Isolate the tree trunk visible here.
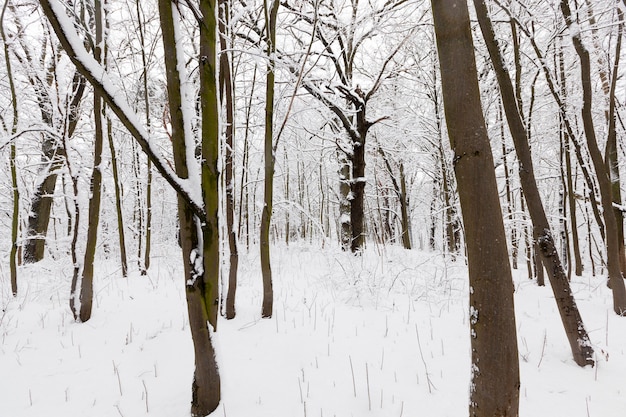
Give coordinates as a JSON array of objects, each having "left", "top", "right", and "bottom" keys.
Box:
[
  {"left": 160, "top": 1, "right": 221, "bottom": 413},
  {"left": 605, "top": 9, "right": 625, "bottom": 276},
  {"left": 260, "top": 0, "right": 280, "bottom": 318},
  {"left": 560, "top": 0, "right": 626, "bottom": 315},
  {"left": 557, "top": 43, "right": 583, "bottom": 276},
  {"left": 337, "top": 137, "right": 352, "bottom": 250},
  {"left": 107, "top": 118, "right": 128, "bottom": 277},
  {"left": 219, "top": 0, "right": 239, "bottom": 320},
  {"left": 432, "top": 2, "right": 520, "bottom": 415},
  {"left": 73, "top": 0, "right": 106, "bottom": 322},
  {"left": 474, "top": 0, "right": 595, "bottom": 365},
  {"left": 2, "top": 0, "right": 19, "bottom": 295},
  {"left": 136, "top": 0, "right": 151, "bottom": 275}
]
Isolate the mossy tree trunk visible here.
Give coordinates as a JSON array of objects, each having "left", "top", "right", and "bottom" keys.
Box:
[{"left": 160, "top": 0, "right": 221, "bottom": 414}]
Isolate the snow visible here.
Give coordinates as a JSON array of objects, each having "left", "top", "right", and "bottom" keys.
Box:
[
  {"left": 2, "top": 244, "right": 626, "bottom": 417},
  {"left": 44, "top": 0, "right": 203, "bottom": 213}
]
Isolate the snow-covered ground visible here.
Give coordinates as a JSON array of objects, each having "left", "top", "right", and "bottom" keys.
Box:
[{"left": 1, "top": 244, "right": 625, "bottom": 416}]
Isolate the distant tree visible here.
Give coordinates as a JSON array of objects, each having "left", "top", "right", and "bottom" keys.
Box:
[{"left": 431, "top": 0, "right": 520, "bottom": 415}]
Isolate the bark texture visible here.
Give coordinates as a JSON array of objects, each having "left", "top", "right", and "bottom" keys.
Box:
[{"left": 432, "top": 0, "right": 520, "bottom": 415}]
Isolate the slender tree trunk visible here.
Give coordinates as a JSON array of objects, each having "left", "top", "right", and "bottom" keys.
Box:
[
  {"left": 260, "top": 0, "right": 280, "bottom": 318},
  {"left": 76, "top": 0, "right": 106, "bottom": 322},
  {"left": 219, "top": 0, "right": 239, "bottom": 320},
  {"left": 137, "top": 0, "right": 152, "bottom": 275},
  {"left": 507, "top": 16, "right": 607, "bottom": 243},
  {"left": 2, "top": 0, "right": 19, "bottom": 295},
  {"left": 237, "top": 66, "right": 257, "bottom": 248},
  {"left": 107, "top": 118, "right": 128, "bottom": 277},
  {"left": 605, "top": 9, "right": 625, "bottom": 275},
  {"left": 474, "top": 0, "right": 595, "bottom": 365},
  {"left": 560, "top": 0, "right": 626, "bottom": 315},
  {"left": 399, "top": 162, "right": 412, "bottom": 249},
  {"left": 432, "top": 2, "right": 520, "bottom": 415},
  {"left": 557, "top": 43, "right": 583, "bottom": 277},
  {"left": 378, "top": 145, "right": 411, "bottom": 249},
  {"left": 499, "top": 104, "right": 517, "bottom": 269}
]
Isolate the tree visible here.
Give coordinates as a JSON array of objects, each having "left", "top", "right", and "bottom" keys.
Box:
[
  {"left": 473, "top": 0, "right": 594, "bottom": 367},
  {"left": 560, "top": 0, "right": 626, "bottom": 315},
  {"left": 260, "top": 0, "right": 280, "bottom": 318},
  {"left": 39, "top": 0, "right": 222, "bottom": 414},
  {"left": 283, "top": 0, "right": 417, "bottom": 252},
  {"left": 219, "top": 0, "right": 239, "bottom": 320},
  {"left": 431, "top": 0, "right": 520, "bottom": 415},
  {"left": 1, "top": 0, "right": 19, "bottom": 296},
  {"left": 70, "top": 0, "right": 106, "bottom": 322}
]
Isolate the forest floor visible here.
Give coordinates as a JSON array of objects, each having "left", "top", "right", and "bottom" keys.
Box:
[{"left": 1, "top": 243, "right": 625, "bottom": 417}]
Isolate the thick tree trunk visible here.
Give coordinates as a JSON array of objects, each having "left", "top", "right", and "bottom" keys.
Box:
[
  {"left": 474, "top": 0, "right": 595, "bottom": 365},
  {"left": 432, "top": 1, "right": 520, "bottom": 416}
]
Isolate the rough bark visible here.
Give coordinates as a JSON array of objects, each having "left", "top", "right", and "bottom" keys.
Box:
[{"left": 432, "top": 1, "right": 520, "bottom": 415}]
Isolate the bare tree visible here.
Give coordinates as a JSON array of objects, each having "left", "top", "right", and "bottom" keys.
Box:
[
  {"left": 39, "top": 0, "right": 222, "bottom": 413},
  {"left": 560, "top": 0, "right": 626, "bottom": 315},
  {"left": 473, "top": 0, "right": 594, "bottom": 366}
]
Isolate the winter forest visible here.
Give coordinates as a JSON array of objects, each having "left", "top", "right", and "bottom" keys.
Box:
[{"left": 2, "top": 0, "right": 626, "bottom": 416}]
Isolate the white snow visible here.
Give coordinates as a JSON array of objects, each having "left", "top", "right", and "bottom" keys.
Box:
[
  {"left": 2, "top": 244, "right": 625, "bottom": 417},
  {"left": 45, "top": 0, "right": 203, "bottom": 212}
]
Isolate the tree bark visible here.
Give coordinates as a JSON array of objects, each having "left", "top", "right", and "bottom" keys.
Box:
[{"left": 432, "top": 1, "right": 520, "bottom": 415}]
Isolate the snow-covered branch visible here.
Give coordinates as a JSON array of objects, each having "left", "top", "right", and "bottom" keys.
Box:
[{"left": 38, "top": 0, "right": 205, "bottom": 220}]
